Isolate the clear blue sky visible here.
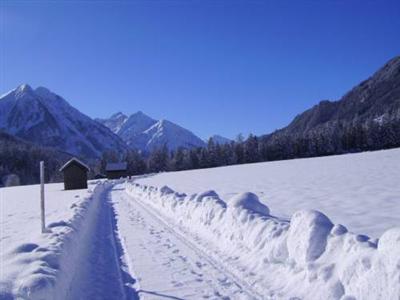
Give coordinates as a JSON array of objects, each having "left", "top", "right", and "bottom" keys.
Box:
[{"left": 1, "top": 1, "right": 400, "bottom": 139}]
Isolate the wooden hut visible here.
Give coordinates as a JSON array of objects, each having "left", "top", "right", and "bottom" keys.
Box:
[
  {"left": 106, "top": 162, "right": 128, "bottom": 179},
  {"left": 59, "top": 158, "right": 90, "bottom": 190}
]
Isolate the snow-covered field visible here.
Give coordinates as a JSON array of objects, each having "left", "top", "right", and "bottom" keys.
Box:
[
  {"left": 125, "top": 181, "right": 400, "bottom": 299},
  {"left": 0, "top": 181, "right": 108, "bottom": 299},
  {"left": 1, "top": 149, "right": 399, "bottom": 299},
  {"left": 136, "top": 148, "right": 400, "bottom": 238}
]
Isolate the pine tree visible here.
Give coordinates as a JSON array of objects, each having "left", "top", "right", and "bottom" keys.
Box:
[
  {"left": 148, "top": 144, "right": 169, "bottom": 172},
  {"left": 244, "top": 134, "right": 260, "bottom": 163},
  {"left": 125, "top": 149, "right": 147, "bottom": 175},
  {"left": 171, "top": 147, "right": 186, "bottom": 171}
]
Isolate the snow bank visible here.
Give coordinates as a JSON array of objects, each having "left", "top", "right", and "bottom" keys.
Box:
[
  {"left": 230, "top": 192, "right": 270, "bottom": 215},
  {"left": 0, "top": 181, "right": 109, "bottom": 300},
  {"left": 136, "top": 148, "right": 400, "bottom": 238},
  {"left": 126, "top": 182, "right": 400, "bottom": 300}
]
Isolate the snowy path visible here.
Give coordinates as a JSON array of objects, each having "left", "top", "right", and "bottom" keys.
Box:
[
  {"left": 111, "top": 184, "right": 259, "bottom": 300},
  {"left": 66, "top": 186, "right": 138, "bottom": 300}
]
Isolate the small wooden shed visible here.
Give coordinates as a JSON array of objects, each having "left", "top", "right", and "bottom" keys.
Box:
[
  {"left": 59, "top": 158, "right": 90, "bottom": 190},
  {"left": 106, "top": 162, "right": 128, "bottom": 179}
]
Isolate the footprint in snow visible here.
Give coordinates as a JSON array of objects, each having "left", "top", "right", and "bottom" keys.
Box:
[
  {"left": 196, "top": 261, "right": 206, "bottom": 268},
  {"left": 171, "top": 281, "right": 184, "bottom": 287},
  {"left": 178, "top": 255, "right": 187, "bottom": 262}
]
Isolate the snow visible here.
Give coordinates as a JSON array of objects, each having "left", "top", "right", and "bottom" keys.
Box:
[
  {"left": 95, "top": 112, "right": 129, "bottom": 134},
  {"left": 125, "top": 179, "right": 400, "bottom": 299},
  {"left": 134, "top": 119, "right": 206, "bottom": 151},
  {"left": 2, "top": 149, "right": 399, "bottom": 299},
  {"left": 0, "top": 84, "right": 127, "bottom": 158},
  {"left": 111, "top": 185, "right": 255, "bottom": 299},
  {"left": 99, "top": 111, "right": 206, "bottom": 151},
  {"left": 136, "top": 148, "right": 400, "bottom": 238},
  {"left": 287, "top": 210, "right": 333, "bottom": 263},
  {"left": 0, "top": 181, "right": 108, "bottom": 299},
  {"left": 59, "top": 157, "right": 90, "bottom": 171},
  {"left": 118, "top": 111, "right": 157, "bottom": 139},
  {"left": 230, "top": 192, "right": 270, "bottom": 215}
]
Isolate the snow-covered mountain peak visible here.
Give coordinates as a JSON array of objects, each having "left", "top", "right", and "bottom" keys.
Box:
[
  {"left": 139, "top": 118, "right": 206, "bottom": 151},
  {"left": 111, "top": 112, "right": 127, "bottom": 119},
  {"left": 96, "top": 112, "right": 129, "bottom": 134},
  {"left": 154, "top": 119, "right": 168, "bottom": 129},
  {"left": 130, "top": 111, "right": 155, "bottom": 121},
  {"left": 14, "top": 84, "right": 35, "bottom": 98},
  {"left": 0, "top": 84, "right": 127, "bottom": 158},
  {"left": 17, "top": 83, "right": 33, "bottom": 93},
  {"left": 131, "top": 110, "right": 148, "bottom": 118},
  {"left": 98, "top": 112, "right": 206, "bottom": 152},
  {"left": 145, "top": 119, "right": 182, "bottom": 135},
  {"left": 119, "top": 111, "right": 157, "bottom": 136}
]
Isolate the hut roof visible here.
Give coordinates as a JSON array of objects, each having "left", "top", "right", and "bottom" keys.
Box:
[
  {"left": 106, "top": 162, "right": 128, "bottom": 171},
  {"left": 59, "top": 157, "right": 90, "bottom": 172}
]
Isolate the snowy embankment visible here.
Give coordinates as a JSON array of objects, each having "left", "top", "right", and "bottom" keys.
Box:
[
  {"left": 137, "top": 148, "right": 400, "bottom": 238},
  {"left": 126, "top": 182, "right": 400, "bottom": 300},
  {"left": 0, "top": 181, "right": 108, "bottom": 299}
]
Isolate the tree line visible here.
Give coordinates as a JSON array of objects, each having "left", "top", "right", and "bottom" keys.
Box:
[
  {"left": 99, "top": 117, "right": 400, "bottom": 175},
  {"left": 0, "top": 131, "right": 71, "bottom": 186},
  {"left": 2, "top": 117, "right": 399, "bottom": 186}
]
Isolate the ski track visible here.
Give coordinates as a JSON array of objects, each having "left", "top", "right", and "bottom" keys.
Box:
[
  {"left": 65, "top": 183, "right": 261, "bottom": 300},
  {"left": 111, "top": 184, "right": 262, "bottom": 300},
  {"left": 66, "top": 185, "right": 138, "bottom": 300}
]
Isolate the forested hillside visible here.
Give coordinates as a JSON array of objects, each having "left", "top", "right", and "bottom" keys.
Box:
[
  {"left": 259, "top": 56, "right": 400, "bottom": 160},
  {"left": 0, "top": 131, "right": 71, "bottom": 186}
]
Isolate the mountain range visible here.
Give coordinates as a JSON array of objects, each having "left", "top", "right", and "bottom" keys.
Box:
[
  {"left": 96, "top": 112, "right": 206, "bottom": 151},
  {"left": 0, "top": 55, "right": 398, "bottom": 162},
  {"left": 0, "top": 85, "right": 211, "bottom": 158},
  {"left": 0, "top": 85, "right": 127, "bottom": 158}
]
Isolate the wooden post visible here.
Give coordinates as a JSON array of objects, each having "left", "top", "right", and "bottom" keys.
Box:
[{"left": 40, "top": 161, "right": 45, "bottom": 233}]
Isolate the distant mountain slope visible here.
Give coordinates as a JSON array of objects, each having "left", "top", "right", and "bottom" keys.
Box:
[
  {"left": 118, "top": 111, "right": 158, "bottom": 140},
  {"left": 0, "top": 130, "right": 71, "bottom": 185},
  {"left": 209, "top": 134, "right": 232, "bottom": 145},
  {"left": 95, "top": 112, "right": 128, "bottom": 134},
  {"left": 282, "top": 56, "right": 400, "bottom": 135},
  {"left": 261, "top": 56, "right": 400, "bottom": 157},
  {"left": 0, "top": 84, "right": 127, "bottom": 158},
  {"left": 134, "top": 119, "right": 206, "bottom": 151},
  {"left": 99, "top": 112, "right": 205, "bottom": 151}
]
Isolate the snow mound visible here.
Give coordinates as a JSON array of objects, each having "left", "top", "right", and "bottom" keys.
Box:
[
  {"left": 196, "top": 190, "right": 219, "bottom": 200},
  {"left": 288, "top": 209, "right": 333, "bottom": 263},
  {"left": 126, "top": 182, "right": 400, "bottom": 299},
  {"left": 229, "top": 192, "right": 270, "bottom": 215},
  {"left": 192, "top": 190, "right": 227, "bottom": 208},
  {"left": 378, "top": 227, "right": 400, "bottom": 264}
]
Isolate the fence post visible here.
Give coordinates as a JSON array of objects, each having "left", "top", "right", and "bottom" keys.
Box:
[{"left": 40, "top": 161, "right": 45, "bottom": 233}]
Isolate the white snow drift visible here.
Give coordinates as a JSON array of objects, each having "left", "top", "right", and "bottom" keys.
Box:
[
  {"left": 137, "top": 148, "right": 400, "bottom": 238},
  {"left": 0, "top": 181, "right": 109, "bottom": 300},
  {"left": 126, "top": 181, "right": 400, "bottom": 300}
]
